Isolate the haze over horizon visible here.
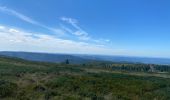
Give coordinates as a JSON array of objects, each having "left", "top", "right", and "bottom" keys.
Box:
[{"left": 0, "top": 0, "right": 170, "bottom": 58}]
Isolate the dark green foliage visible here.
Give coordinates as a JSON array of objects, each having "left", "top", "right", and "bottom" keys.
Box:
[
  {"left": 0, "top": 80, "right": 17, "bottom": 98},
  {"left": 0, "top": 56, "right": 170, "bottom": 100},
  {"left": 87, "top": 62, "right": 170, "bottom": 73}
]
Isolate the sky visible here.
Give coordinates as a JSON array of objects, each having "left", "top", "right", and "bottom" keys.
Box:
[{"left": 0, "top": 0, "right": 170, "bottom": 58}]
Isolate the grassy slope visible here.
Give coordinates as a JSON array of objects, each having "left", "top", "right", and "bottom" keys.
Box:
[{"left": 0, "top": 56, "right": 170, "bottom": 100}]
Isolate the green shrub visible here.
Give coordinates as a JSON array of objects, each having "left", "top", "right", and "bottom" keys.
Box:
[{"left": 0, "top": 80, "right": 17, "bottom": 98}]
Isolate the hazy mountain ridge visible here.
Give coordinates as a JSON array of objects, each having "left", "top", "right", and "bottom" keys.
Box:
[
  {"left": 0, "top": 51, "right": 170, "bottom": 65},
  {"left": 0, "top": 51, "right": 90, "bottom": 64},
  {"left": 77, "top": 55, "right": 170, "bottom": 65}
]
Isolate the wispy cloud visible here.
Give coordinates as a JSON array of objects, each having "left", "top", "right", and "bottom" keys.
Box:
[
  {"left": 0, "top": 6, "right": 110, "bottom": 43},
  {"left": 0, "top": 6, "right": 116, "bottom": 54},
  {"left": 60, "top": 17, "right": 112, "bottom": 43},
  {"left": 0, "top": 25, "right": 122, "bottom": 55},
  {"left": 61, "top": 17, "right": 78, "bottom": 26},
  {"left": 0, "top": 6, "right": 39, "bottom": 25},
  {"left": 61, "top": 17, "right": 90, "bottom": 40},
  {"left": 0, "top": 6, "right": 64, "bottom": 35}
]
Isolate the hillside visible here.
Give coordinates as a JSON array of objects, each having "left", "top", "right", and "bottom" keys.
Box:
[
  {"left": 1, "top": 51, "right": 170, "bottom": 65},
  {"left": 0, "top": 51, "right": 90, "bottom": 64},
  {"left": 1, "top": 56, "right": 170, "bottom": 100}
]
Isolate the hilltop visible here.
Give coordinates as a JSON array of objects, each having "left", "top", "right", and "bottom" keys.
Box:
[{"left": 0, "top": 56, "right": 170, "bottom": 99}]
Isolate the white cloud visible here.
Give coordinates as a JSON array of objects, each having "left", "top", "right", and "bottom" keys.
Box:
[
  {"left": 0, "top": 25, "right": 123, "bottom": 55},
  {"left": 60, "top": 17, "right": 111, "bottom": 43},
  {"left": 0, "top": 7, "right": 111, "bottom": 44},
  {"left": 9, "top": 28, "right": 19, "bottom": 33},
  {"left": 0, "top": 6, "right": 40, "bottom": 25},
  {"left": 74, "top": 31, "right": 86, "bottom": 36},
  {"left": 0, "top": 25, "right": 5, "bottom": 29},
  {"left": 60, "top": 17, "right": 90, "bottom": 40},
  {"left": 0, "top": 7, "right": 116, "bottom": 54},
  {"left": 0, "top": 6, "right": 64, "bottom": 35},
  {"left": 61, "top": 17, "right": 78, "bottom": 25}
]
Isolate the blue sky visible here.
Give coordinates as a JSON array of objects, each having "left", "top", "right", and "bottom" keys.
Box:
[{"left": 0, "top": 0, "right": 170, "bottom": 58}]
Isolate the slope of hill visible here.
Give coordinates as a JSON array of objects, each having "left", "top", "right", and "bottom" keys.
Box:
[
  {"left": 77, "top": 55, "right": 170, "bottom": 65},
  {"left": 1, "top": 56, "right": 170, "bottom": 100},
  {"left": 1, "top": 51, "right": 170, "bottom": 65},
  {"left": 0, "top": 51, "right": 90, "bottom": 64}
]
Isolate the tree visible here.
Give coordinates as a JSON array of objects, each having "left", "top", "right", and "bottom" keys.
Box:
[{"left": 65, "top": 59, "right": 69, "bottom": 64}]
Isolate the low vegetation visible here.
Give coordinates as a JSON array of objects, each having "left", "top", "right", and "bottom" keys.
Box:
[{"left": 0, "top": 56, "right": 170, "bottom": 100}]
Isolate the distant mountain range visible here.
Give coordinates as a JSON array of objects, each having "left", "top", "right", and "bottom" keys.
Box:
[
  {"left": 0, "top": 51, "right": 90, "bottom": 64},
  {"left": 0, "top": 51, "right": 170, "bottom": 65}
]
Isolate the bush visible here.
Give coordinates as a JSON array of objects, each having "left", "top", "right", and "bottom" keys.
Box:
[{"left": 0, "top": 80, "right": 17, "bottom": 98}]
